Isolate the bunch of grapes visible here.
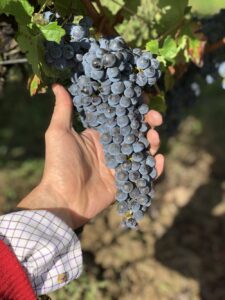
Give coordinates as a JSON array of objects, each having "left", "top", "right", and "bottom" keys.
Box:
[
  {"left": 163, "top": 67, "right": 200, "bottom": 135},
  {"left": 200, "top": 9, "right": 225, "bottom": 89},
  {"left": 162, "top": 9, "right": 225, "bottom": 135},
  {"left": 44, "top": 15, "right": 161, "bottom": 228}
]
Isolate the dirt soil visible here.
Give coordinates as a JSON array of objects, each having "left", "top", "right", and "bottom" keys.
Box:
[{"left": 50, "top": 113, "right": 225, "bottom": 300}]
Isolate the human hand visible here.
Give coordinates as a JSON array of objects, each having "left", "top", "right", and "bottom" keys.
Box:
[{"left": 17, "top": 84, "right": 164, "bottom": 229}]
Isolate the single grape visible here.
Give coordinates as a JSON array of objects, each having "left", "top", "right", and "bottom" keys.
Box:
[
  {"left": 122, "top": 182, "right": 134, "bottom": 193},
  {"left": 108, "top": 143, "right": 121, "bottom": 155},
  {"left": 117, "top": 115, "right": 129, "bottom": 127},
  {"left": 136, "top": 178, "right": 147, "bottom": 188},
  {"left": 116, "top": 191, "right": 128, "bottom": 202},
  {"left": 129, "top": 171, "right": 141, "bottom": 182},
  {"left": 146, "top": 156, "right": 155, "bottom": 167},
  {"left": 133, "top": 142, "right": 145, "bottom": 153},
  {"left": 121, "top": 144, "right": 133, "bottom": 155},
  {"left": 100, "top": 133, "right": 112, "bottom": 144}
]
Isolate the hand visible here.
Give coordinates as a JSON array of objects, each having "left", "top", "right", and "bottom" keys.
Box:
[{"left": 17, "top": 85, "right": 164, "bottom": 229}]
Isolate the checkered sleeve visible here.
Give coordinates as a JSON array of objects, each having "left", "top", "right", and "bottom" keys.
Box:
[{"left": 0, "top": 209, "right": 83, "bottom": 296}]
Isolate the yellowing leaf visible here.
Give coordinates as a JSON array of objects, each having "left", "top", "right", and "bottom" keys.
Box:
[{"left": 28, "top": 74, "right": 41, "bottom": 96}]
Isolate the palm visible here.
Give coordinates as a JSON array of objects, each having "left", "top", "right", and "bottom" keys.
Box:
[{"left": 75, "top": 128, "right": 117, "bottom": 215}]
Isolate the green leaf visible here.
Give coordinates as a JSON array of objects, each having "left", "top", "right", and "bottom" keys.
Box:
[
  {"left": 0, "top": 0, "right": 34, "bottom": 24},
  {"left": 177, "top": 34, "right": 188, "bottom": 51},
  {"left": 100, "top": 0, "right": 124, "bottom": 15},
  {"left": 156, "top": 55, "right": 167, "bottom": 66},
  {"left": 123, "top": 0, "right": 141, "bottom": 19},
  {"left": 149, "top": 92, "right": 166, "bottom": 113},
  {"left": 146, "top": 40, "right": 159, "bottom": 54},
  {"left": 16, "top": 25, "right": 40, "bottom": 76},
  {"left": 100, "top": 0, "right": 140, "bottom": 18},
  {"left": 159, "top": 36, "right": 178, "bottom": 63},
  {"left": 156, "top": 0, "right": 188, "bottom": 34},
  {"left": 54, "top": 0, "right": 85, "bottom": 16},
  {"left": 37, "top": 22, "right": 65, "bottom": 43}
]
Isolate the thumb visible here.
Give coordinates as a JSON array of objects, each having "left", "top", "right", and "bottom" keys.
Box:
[{"left": 49, "top": 84, "right": 73, "bottom": 129}]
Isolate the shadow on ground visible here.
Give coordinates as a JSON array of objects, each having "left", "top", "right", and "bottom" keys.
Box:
[{"left": 155, "top": 86, "right": 225, "bottom": 300}]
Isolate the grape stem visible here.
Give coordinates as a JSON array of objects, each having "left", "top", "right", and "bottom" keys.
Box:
[
  {"left": 37, "top": 0, "right": 50, "bottom": 14},
  {"left": 158, "top": 18, "right": 185, "bottom": 41},
  {"left": 154, "top": 83, "right": 161, "bottom": 94},
  {"left": 206, "top": 37, "right": 225, "bottom": 54},
  {"left": 0, "top": 58, "right": 27, "bottom": 65}
]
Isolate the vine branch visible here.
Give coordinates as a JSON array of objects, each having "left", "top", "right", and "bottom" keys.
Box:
[
  {"left": 206, "top": 37, "right": 225, "bottom": 53},
  {"left": 0, "top": 58, "right": 27, "bottom": 65}
]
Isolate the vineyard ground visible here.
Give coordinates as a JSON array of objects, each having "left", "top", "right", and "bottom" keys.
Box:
[{"left": 0, "top": 80, "right": 224, "bottom": 299}]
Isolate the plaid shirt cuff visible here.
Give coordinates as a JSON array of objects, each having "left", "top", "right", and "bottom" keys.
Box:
[{"left": 0, "top": 209, "right": 83, "bottom": 296}]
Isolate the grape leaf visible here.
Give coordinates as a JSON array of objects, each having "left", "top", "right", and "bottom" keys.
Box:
[
  {"left": 100, "top": 0, "right": 123, "bottom": 15},
  {"left": 0, "top": 0, "right": 34, "bottom": 24},
  {"left": 100, "top": 0, "right": 140, "bottom": 17},
  {"left": 146, "top": 40, "right": 159, "bottom": 54},
  {"left": 29, "top": 74, "right": 41, "bottom": 96},
  {"left": 156, "top": 0, "right": 188, "bottom": 34},
  {"left": 188, "top": 38, "right": 205, "bottom": 66},
  {"left": 178, "top": 22, "right": 206, "bottom": 66},
  {"left": 54, "top": 0, "right": 85, "bottom": 16},
  {"left": 37, "top": 22, "right": 65, "bottom": 43},
  {"left": 159, "top": 36, "right": 178, "bottom": 63},
  {"left": 123, "top": 0, "right": 141, "bottom": 18},
  {"left": 17, "top": 25, "right": 40, "bottom": 76},
  {"left": 149, "top": 92, "right": 166, "bottom": 113}
]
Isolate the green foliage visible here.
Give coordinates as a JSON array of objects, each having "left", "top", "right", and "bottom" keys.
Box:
[
  {"left": 0, "top": 0, "right": 66, "bottom": 81},
  {"left": 50, "top": 272, "right": 108, "bottom": 300},
  {"left": 0, "top": 0, "right": 220, "bottom": 112},
  {"left": 156, "top": 0, "right": 188, "bottom": 34},
  {"left": 37, "top": 21, "right": 65, "bottom": 42},
  {"left": 54, "top": 0, "right": 86, "bottom": 16},
  {"left": 149, "top": 92, "right": 167, "bottom": 113},
  {"left": 0, "top": 0, "right": 34, "bottom": 24}
]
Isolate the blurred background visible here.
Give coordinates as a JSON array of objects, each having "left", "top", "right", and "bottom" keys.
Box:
[{"left": 0, "top": 1, "right": 225, "bottom": 299}]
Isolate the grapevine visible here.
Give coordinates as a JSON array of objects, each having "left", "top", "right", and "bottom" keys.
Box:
[{"left": 0, "top": 0, "right": 224, "bottom": 228}]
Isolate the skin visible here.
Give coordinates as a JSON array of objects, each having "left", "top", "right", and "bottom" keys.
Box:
[{"left": 17, "top": 84, "right": 164, "bottom": 229}]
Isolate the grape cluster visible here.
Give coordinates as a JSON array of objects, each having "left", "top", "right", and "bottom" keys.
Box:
[
  {"left": 200, "top": 9, "right": 225, "bottom": 89},
  {"left": 162, "top": 9, "right": 225, "bottom": 135},
  {"left": 44, "top": 16, "right": 161, "bottom": 228},
  {"left": 162, "top": 65, "right": 201, "bottom": 135}
]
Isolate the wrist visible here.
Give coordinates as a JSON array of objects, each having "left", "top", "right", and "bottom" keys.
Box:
[{"left": 16, "top": 183, "right": 75, "bottom": 229}]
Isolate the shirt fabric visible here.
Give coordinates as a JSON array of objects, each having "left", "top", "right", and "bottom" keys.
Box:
[{"left": 0, "top": 210, "right": 83, "bottom": 297}]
